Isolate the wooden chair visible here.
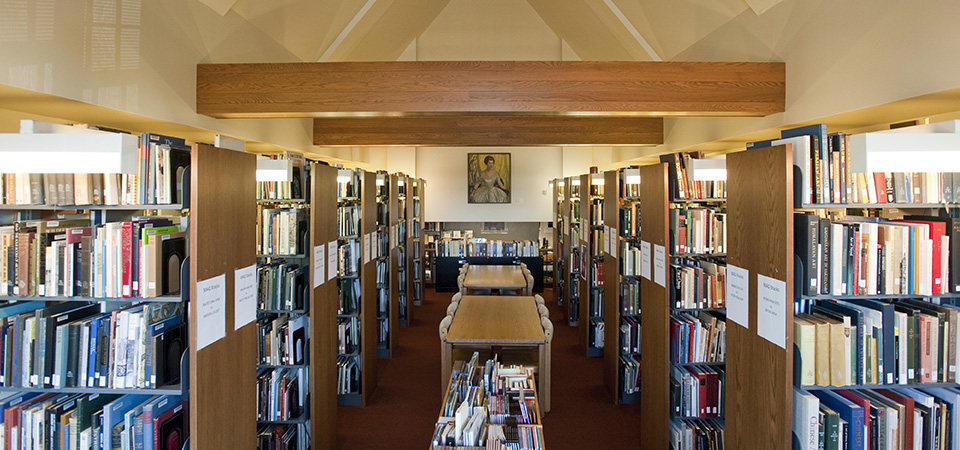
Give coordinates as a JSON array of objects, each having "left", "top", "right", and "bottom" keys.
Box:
[
  {"left": 446, "top": 301, "right": 459, "bottom": 317},
  {"left": 537, "top": 303, "right": 549, "bottom": 318},
  {"left": 534, "top": 294, "right": 545, "bottom": 305},
  {"left": 451, "top": 292, "right": 462, "bottom": 303}
]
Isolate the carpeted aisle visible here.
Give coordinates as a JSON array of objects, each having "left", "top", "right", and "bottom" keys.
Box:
[{"left": 337, "top": 288, "right": 642, "bottom": 449}]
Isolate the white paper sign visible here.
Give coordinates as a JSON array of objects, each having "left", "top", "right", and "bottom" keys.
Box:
[
  {"left": 313, "top": 245, "right": 325, "bottom": 289},
  {"left": 234, "top": 265, "right": 257, "bottom": 330},
  {"left": 603, "top": 225, "right": 610, "bottom": 254},
  {"left": 364, "top": 233, "right": 371, "bottom": 264},
  {"left": 757, "top": 274, "right": 787, "bottom": 349},
  {"left": 641, "top": 241, "right": 652, "bottom": 280},
  {"left": 653, "top": 244, "right": 666, "bottom": 287},
  {"left": 726, "top": 264, "right": 750, "bottom": 329},
  {"left": 197, "top": 274, "right": 227, "bottom": 350},
  {"left": 327, "top": 241, "right": 337, "bottom": 281}
]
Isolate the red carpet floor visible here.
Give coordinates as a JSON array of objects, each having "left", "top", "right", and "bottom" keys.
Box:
[{"left": 337, "top": 288, "right": 642, "bottom": 449}]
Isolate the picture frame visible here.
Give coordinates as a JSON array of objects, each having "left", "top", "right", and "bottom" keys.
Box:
[{"left": 467, "top": 152, "right": 511, "bottom": 204}]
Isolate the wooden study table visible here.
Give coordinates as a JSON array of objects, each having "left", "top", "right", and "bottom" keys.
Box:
[
  {"left": 461, "top": 264, "right": 527, "bottom": 293},
  {"left": 441, "top": 295, "right": 550, "bottom": 412}
]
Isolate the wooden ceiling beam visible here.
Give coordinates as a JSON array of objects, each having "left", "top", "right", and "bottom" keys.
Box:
[
  {"left": 312, "top": 115, "right": 663, "bottom": 147},
  {"left": 197, "top": 61, "right": 784, "bottom": 118}
]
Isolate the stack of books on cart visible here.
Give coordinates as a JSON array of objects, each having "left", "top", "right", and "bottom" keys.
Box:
[{"left": 431, "top": 353, "right": 545, "bottom": 450}]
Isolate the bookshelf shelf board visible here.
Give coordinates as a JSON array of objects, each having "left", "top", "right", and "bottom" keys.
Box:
[
  {"left": 256, "top": 364, "right": 309, "bottom": 370},
  {"left": 622, "top": 196, "right": 642, "bottom": 201},
  {"left": 338, "top": 196, "right": 360, "bottom": 202},
  {"left": 337, "top": 274, "right": 359, "bottom": 279},
  {"left": 257, "top": 414, "right": 307, "bottom": 425},
  {"left": 674, "top": 416, "right": 725, "bottom": 423},
  {"left": 670, "top": 252, "right": 727, "bottom": 259},
  {"left": 672, "top": 307, "right": 726, "bottom": 314},
  {"left": 673, "top": 362, "right": 726, "bottom": 367},
  {"left": 621, "top": 312, "right": 642, "bottom": 318},
  {"left": 799, "top": 202, "right": 959, "bottom": 209},
  {"left": 338, "top": 350, "right": 360, "bottom": 357},
  {"left": 256, "top": 198, "right": 306, "bottom": 204},
  {"left": 257, "top": 253, "right": 306, "bottom": 259},
  {"left": 0, "top": 294, "right": 182, "bottom": 303},
  {"left": 589, "top": 316, "right": 604, "bottom": 323},
  {"left": 591, "top": 225, "right": 604, "bottom": 230},
  {"left": 670, "top": 198, "right": 727, "bottom": 203},
  {"left": 620, "top": 235, "right": 643, "bottom": 241},
  {"left": 259, "top": 308, "right": 307, "bottom": 315},
  {"left": 338, "top": 235, "right": 360, "bottom": 241},
  {"left": 797, "top": 293, "right": 960, "bottom": 300},
  {"left": 0, "top": 203, "right": 184, "bottom": 211},
  {"left": 587, "top": 347, "right": 604, "bottom": 357},
  {"left": 337, "top": 393, "right": 363, "bottom": 407},
  {"left": 337, "top": 312, "right": 359, "bottom": 318},
  {"left": 377, "top": 348, "right": 390, "bottom": 358},
  {"left": 620, "top": 390, "right": 641, "bottom": 404},
  {"left": 621, "top": 350, "right": 641, "bottom": 357},
  {"left": 0, "top": 384, "right": 184, "bottom": 395},
  {"left": 801, "top": 381, "right": 960, "bottom": 391},
  {"left": 621, "top": 274, "right": 643, "bottom": 279}
]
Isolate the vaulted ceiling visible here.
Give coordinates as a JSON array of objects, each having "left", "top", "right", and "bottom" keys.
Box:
[{"left": 195, "top": 0, "right": 782, "bottom": 63}]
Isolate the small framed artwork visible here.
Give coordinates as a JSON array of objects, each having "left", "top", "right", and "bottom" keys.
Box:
[
  {"left": 467, "top": 152, "right": 511, "bottom": 204},
  {"left": 481, "top": 222, "right": 508, "bottom": 234}
]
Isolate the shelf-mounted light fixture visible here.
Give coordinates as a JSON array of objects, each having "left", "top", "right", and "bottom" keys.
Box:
[
  {"left": 591, "top": 173, "right": 605, "bottom": 185},
  {"left": 256, "top": 156, "right": 293, "bottom": 182},
  {"left": 337, "top": 169, "right": 353, "bottom": 183},
  {"left": 571, "top": 178, "right": 581, "bottom": 186},
  {"left": 376, "top": 174, "right": 386, "bottom": 186},
  {"left": 849, "top": 120, "right": 960, "bottom": 173},
  {"left": 558, "top": 180, "right": 565, "bottom": 188},
  {"left": 397, "top": 177, "right": 405, "bottom": 187},
  {"left": 624, "top": 168, "right": 642, "bottom": 184},
  {"left": 1, "top": 122, "right": 139, "bottom": 173},
  {"left": 688, "top": 157, "right": 727, "bottom": 181}
]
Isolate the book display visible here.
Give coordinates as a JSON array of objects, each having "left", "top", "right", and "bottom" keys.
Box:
[
  {"left": 411, "top": 179, "right": 425, "bottom": 307},
  {"left": 552, "top": 178, "right": 564, "bottom": 306},
  {"left": 724, "top": 121, "right": 960, "bottom": 450},
  {"left": 603, "top": 168, "right": 642, "bottom": 404},
  {"left": 431, "top": 353, "right": 545, "bottom": 450},
  {"left": 336, "top": 169, "right": 377, "bottom": 406},
  {"left": 583, "top": 172, "right": 605, "bottom": 358},
  {"left": 254, "top": 159, "right": 310, "bottom": 448}
]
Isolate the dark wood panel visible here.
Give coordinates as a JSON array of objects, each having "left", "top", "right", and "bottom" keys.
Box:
[
  {"left": 602, "top": 170, "right": 621, "bottom": 401},
  {"left": 726, "top": 144, "right": 793, "bottom": 450},
  {"left": 189, "top": 144, "right": 256, "bottom": 450},
  {"left": 639, "top": 163, "right": 669, "bottom": 450},
  {"left": 310, "top": 163, "right": 337, "bottom": 449},
  {"left": 361, "top": 171, "right": 379, "bottom": 404},
  {"left": 312, "top": 116, "right": 663, "bottom": 146},
  {"left": 197, "top": 61, "right": 785, "bottom": 117}
]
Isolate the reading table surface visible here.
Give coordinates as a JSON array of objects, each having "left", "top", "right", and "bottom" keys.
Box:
[{"left": 462, "top": 265, "right": 527, "bottom": 290}]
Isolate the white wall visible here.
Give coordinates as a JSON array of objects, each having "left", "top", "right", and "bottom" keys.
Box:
[{"left": 418, "top": 147, "right": 560, "bottom": 222}]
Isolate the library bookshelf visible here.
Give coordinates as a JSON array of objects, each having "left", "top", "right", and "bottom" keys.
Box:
[
  {"left": 309, "top": 163, "right": 338, "bottom": 449},
  {"left": 360, "top": 171, "right": 379, "bottom": 403},
  {"left": 582, "top": 173, "right": 604, "bottom": 358},
  {"left": 552, "top": 178, "right": 564, "bottom": 305}
]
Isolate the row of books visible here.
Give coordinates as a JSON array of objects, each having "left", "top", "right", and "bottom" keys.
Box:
[
  {"left": 337, "top": 205, "right": 360, "bottom": 237},
  {"left": 337, "top": 316, "right": 358, "bottom": 355},
  {"left": 670, "top": 312, "right": 726, "bottom": 365},
  {"left": 795, "top": 298, "right": 960, "bottom": 388},
  {"left": 620, "top": 316, "right": 640, "bottom": 354},
  {"left": 256, "top": 153, "right": 305, "bottom": 201},
  {"left": 256, "top": 367, "right": 306, "bottom": 422},
  {"left": 376, "top": 318, "right": 389, "bottom": 346},
  {"left": 670, "top": 419, "right": 724, "bottom": 450},
  {"left": 259, "top": 208, "right": 307, "bottom": 256},
  {"left": 621, "top": 178, "right": 640, "bottom": 199},
  {"left": 793, "top": 386, "right": 957, "bottom": 450},
  {"left": 1, "top": 218, "right": 185, "bottom": 299},
  {"left": 487, "top": 392, "right": 538, "bottom": 425},
  {"left": 620, "top": 200, "right": 640, "bottom": 238},
  {"left": 257, "top": 314, "right": 307, "bottom": 367},
  {"left": 621, "top": 241, "right": 643, "bottom": 277},
  {"left": 795, "top": 214, "right": 959, "bottom": 297},
  {"left": 0, "top": 301, "right": 184, "bottom": 390},
  {"left": 437, "top": 239, "right": 540, "bottom": 258},
  {"left": 671, "top": 365, "right": 724, "bottom": 419},
  {"left": 670, "top": 207, "right": 727, "bottom": 255},
  {"left": 337, "top": 278, "right": 360, "bottom": 315},
  {"left": 258, "top": 423, "right": 307, "bottom": 450},
  {"left": 620, "top": 354, "right": 641, "bottom": 396},
  {"left": 590, "top": 260, "right": 605, "bottom": 287},
  {"left": 257, "top": 263, "right": 308, "bottom": 312},
  {"left": 590, "top": 321, "right": 604, "bottom": 349},
  {"left": 671, "top": 260, "right": 727, "bottom": 310},
  {"left": 336, "top": 170, "right": 362, "bottom": 198},
  {"left": 660, "top": 152, "right": 728, "bottom": 200},
  {"left": 0, "top": 391, "right": 187, "bottom": 450},
  {"left": 590, "top": 228, "right": 604, "bottom": 257},
  {"left": 620, "top": 278, "right": 640, "bottom": 315},
  {"left": 336, "top": 355, "right": 360, "bottom": 395},
  {"left": 337, "top": 240, "right": 359, "bottom": 278},
  {"left": 590, "top": 201, "right": 603, "bottom": 226},
  {"left": 2, "top": 133, "right": 190, "bottom": 207}
]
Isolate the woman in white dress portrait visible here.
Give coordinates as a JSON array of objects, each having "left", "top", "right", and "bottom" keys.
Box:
[{"left": 468, "top": 155, "right": 510, "bottom": 203}]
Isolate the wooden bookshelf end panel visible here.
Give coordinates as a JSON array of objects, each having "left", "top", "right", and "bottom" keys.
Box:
[
  {"left": 639, "top": 163, "right": 670, "bottom": 450},
  {"left": 726, "top": 144, "right": 793, "bottom": 450},
  {"left": 189, "top": 144, "right": 257, "bottom": 450},
  {"left": 311, "top": 164, "right": 338, "bottom": 449}
]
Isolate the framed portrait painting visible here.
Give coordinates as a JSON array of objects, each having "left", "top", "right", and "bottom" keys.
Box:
[{"left": 467, "top": 152, "right": 511, "bottom": 204}]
